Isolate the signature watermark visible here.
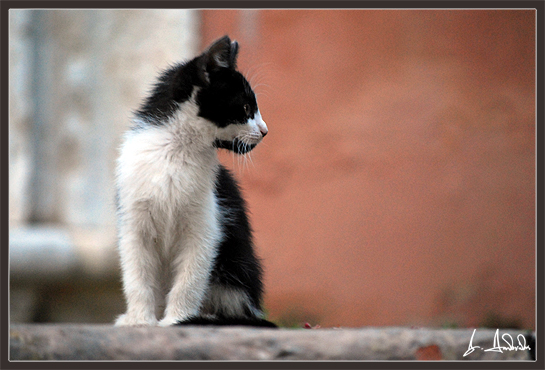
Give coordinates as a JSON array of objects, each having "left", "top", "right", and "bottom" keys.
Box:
[{"left": 463, "top": 328, "right": 531, "bottom": 357}]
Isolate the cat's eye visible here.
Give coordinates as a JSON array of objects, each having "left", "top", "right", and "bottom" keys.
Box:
[{"left": 243, "top": 104, "right": 250, "bottom": 116}]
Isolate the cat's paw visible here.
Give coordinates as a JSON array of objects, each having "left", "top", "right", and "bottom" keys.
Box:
[
  {"left": 158, "top": 316, "right": 181, "bottom": 327},
  {"left": 114, "top": 314, "right": 158, "bottom": 327}
]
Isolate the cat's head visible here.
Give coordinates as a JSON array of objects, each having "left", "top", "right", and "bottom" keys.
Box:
[
  {"left": 135, "top": 36, "right": 267, "bottom": 154},
  {"left": 195, "top": 36, "right": 268, "bottom": 154}
]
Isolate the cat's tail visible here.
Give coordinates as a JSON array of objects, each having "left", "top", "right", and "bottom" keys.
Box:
[{"left": 177, "top": 315, "right": 278, "bottom": 328}]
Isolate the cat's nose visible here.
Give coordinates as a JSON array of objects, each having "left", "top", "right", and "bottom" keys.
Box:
[
  {"left": 254, "top": 110, "right": 268, "bottom": 137},
  {"left": 257, "top": 120, "right": 268, "bottom": 137}
]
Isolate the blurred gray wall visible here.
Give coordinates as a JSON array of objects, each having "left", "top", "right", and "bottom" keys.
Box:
[{"left": 9, "top": 9, "right": 200, "bottom": 323}]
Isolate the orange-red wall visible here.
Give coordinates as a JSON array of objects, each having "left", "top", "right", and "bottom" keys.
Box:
[{"left": 201, "top": 10, "right": 535, "bottom": 329}]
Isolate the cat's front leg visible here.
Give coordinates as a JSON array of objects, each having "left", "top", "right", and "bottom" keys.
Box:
[
  {"left": 158, "top": 208, "right": 221, "bottom": 326},
  {"left": 115, "top": 224, "right": 160, "bottom": 327}
]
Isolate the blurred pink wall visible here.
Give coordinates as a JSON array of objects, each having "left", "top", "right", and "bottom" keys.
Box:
[{"left": 202, "top": 10, "right": 535, "bottom": 329}]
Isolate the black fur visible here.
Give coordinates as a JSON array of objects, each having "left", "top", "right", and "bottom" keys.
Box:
[
  {"left": 196, "top": 68, "right": 258, "bottom": 128},
  {"left": 178, "top": 315, "right": 277, "bottom": 328},
  {"left": 212, "top": 166, "right": 264, "bottom": 309},
  {"left": 133, "top": 36, "right": 258, "bottom": 131},
  {"left": 133, "top": 61, "right": 199, "bottom": 126}
]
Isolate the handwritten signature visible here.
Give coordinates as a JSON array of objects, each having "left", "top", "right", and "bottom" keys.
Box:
[{"left": 463, "top": 328, "right": 531, "bottom": 357}]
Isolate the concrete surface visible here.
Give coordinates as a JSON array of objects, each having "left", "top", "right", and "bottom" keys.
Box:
[{"left": 10, "top": 324, "right": 534, "bottom": 361}]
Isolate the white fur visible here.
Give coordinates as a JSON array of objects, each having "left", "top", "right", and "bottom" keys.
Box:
[{"left": 114, "top": 91, "right": 266, "bottom": 326}]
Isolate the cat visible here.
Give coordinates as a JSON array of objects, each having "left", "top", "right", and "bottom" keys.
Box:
[{"left": 114, "top": 36, "right": 276, "bottom": 328}]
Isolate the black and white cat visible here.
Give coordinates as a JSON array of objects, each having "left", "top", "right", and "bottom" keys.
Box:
[{"left": 114, "top": 36, "right": 276, "bottom": 328}]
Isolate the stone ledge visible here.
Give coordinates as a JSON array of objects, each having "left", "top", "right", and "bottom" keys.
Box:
[{"left": 9, "top": 324, "right": 534, "bottom": 361}]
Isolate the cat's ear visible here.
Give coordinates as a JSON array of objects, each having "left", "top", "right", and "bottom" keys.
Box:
[
  {"left": 197, "top": 36, "right": 239, "bottom": 83},
  {"left": 228, "top": 39, "right": 239, "bottom": 69}
]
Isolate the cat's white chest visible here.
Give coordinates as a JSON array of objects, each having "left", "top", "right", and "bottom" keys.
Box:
[
  {"left": 116, "top": 124, "right": 221, "bottom": 264},
  {"left": 117, "top": 126, "right": 218, "bottom": 207}
]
